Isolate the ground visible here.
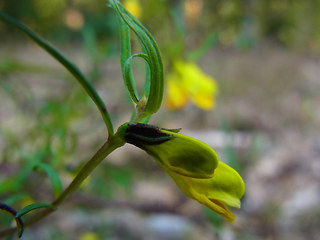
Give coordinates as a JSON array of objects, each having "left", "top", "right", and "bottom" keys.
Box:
[{"left": 1, "top": 42, "right": 320, "bottom": 240}]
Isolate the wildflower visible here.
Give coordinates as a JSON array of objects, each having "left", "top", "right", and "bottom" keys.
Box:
[
  {"left": 166, "top": 61, "right": 218, "bottom": 110},
  {"left": 117, "top": 123, "right": 245, "bottom": 222},
  {"left": 123, "top": 0, "right": 141, "bottom": 18},
  {"left": 80, "top": 232, "right": 98, "bottom": 240}
]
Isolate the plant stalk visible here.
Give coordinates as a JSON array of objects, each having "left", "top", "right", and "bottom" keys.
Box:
[{"left": 0, "top": 136, "right": 125, "bottom": 238}]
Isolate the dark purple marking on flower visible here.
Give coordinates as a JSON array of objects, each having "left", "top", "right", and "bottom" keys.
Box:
[{"left": 125, "top": 123, "right": 175, "bottom": 147}]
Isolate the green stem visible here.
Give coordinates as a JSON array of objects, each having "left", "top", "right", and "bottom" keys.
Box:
[
  {"left": 0, "top": 11, "right": 114, "bottom": 138},
  {"left": 0, "top": 136, "right": 125, "bottom": 238},
  {"left": 53, "top": 136, "right": 124, "bottom": 207}
]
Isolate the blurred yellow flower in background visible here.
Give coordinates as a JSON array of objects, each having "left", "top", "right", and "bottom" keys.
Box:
[
  {"left": 80, "top": 232, "right": 98, "bottom": 240},
  {"left": 124, "top": 0, "right": 141, "bottom": 18},
  {"left": 166, "top": 61, "right": 218, "bottom": 110}
]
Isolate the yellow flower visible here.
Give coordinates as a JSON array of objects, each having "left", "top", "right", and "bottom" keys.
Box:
[
  {"left": 164, "top": 160, "right": 244, "bottom": 222},
  {"left": 123, "top": 0, "right": 141, "bottom": 18},
  {"left": 117, "top": 123, "right": 245, "bottom": 222},
  {"left": 166, "top": 61, "right": 218, "bottom": 110},
  {"left": 166, "top": 78, "right": 188, "bottom": 110},
  {"left": 80, "top": 232, "right": 98, "bottom": 240}
]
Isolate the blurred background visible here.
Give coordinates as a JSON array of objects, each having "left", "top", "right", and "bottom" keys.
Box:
[{"left": 1, "top": 0, "right": 320, "bottom": 239}]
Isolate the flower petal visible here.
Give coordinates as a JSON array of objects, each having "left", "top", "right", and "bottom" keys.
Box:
[
  {"left": 163, "top": 161, "right": 245, "bottom": 222},
  {"left": 166, "top": 74, "right": 188, "bottom": 110},
  {"left": 145, "top": 130, "right": 219, "bottom": 179},
  {"left": 173, "top": 61, "right": 218, "bottom": 110}
]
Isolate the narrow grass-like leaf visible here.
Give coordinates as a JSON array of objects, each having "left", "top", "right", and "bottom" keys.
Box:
[
  {"left": 123, "top": 53, "right": 150, "bottom": 103},
  {"left": 110, "top": 0, "right": 164, "bottom": 115},
  {"left": 15, "top": 203, "right": 55, "bottom": 218},
  {"left": 0, "top": 11, "right": 114, "bottom": 137},
  {"left": 34, "top": 163, "right": 63, "bottom": 198},
  {"left": 117, "top": 9, "right": 139, "bottom": 103}
]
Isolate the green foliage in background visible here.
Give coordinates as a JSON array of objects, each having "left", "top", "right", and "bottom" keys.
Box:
[{"left": 1, "top": 0, "right": 320, "bottom": 50}]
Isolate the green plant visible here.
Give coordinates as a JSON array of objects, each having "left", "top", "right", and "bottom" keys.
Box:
[{"left": 0, "top": 0, "right": 245, "bottom": 238}]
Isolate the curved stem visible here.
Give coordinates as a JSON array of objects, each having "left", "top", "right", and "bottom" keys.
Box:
[
  {"left": 0, "top": 136, "right": 125, "bottom": 238},
  {"left": 55, "top": 137, "right": 125, "bottom": 206},
  {"left": 0, "top": 11, "right": 114, "bottom": 138}
]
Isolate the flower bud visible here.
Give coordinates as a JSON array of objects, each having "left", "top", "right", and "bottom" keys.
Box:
[{"left": 116, "top": 123, "right": 245, "bottom": 221}]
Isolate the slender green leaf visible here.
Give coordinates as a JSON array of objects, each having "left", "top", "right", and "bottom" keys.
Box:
[
  {"left": 0, "top": 11, "right": 114, "bottom": 137},
  {"left": 123, "top": 53, "right": 150, "bottom": 103},
  {"left": 34, "top": 163, "right": 63, "bottom": 198},
  {"left": 118, "top": 10, "right": 139, "bottom": 103},
  {"left": 110, "top": 0, "right": 164, "bottom": 115},
  {"left": 15, "top": 203, "right": 55, "bottom": 218}
]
